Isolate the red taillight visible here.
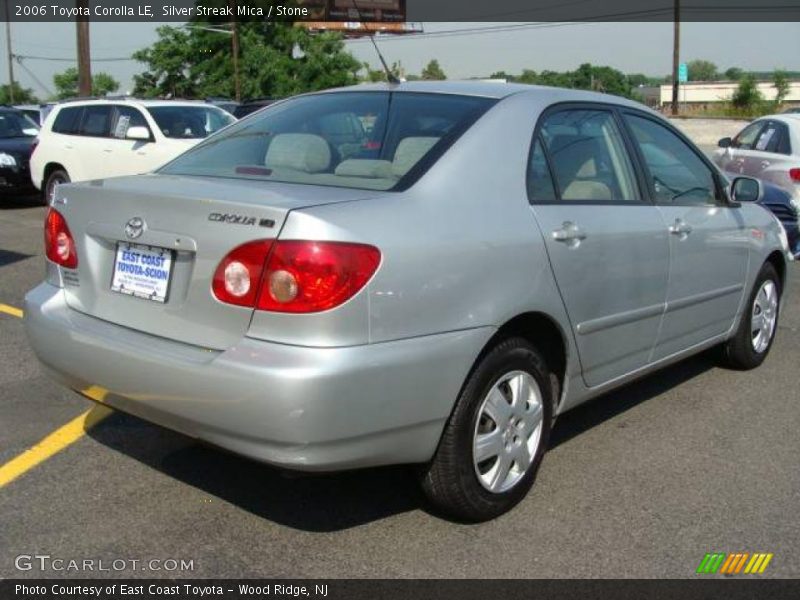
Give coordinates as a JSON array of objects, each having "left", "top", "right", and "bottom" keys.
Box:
[
  {"left": 212, "top": 240, "right": 273, "bottom": 307},
  {"left": 258, "top": 241, "right": 381, "bottom": 313},
  {"left": 789, "top": 168, "right": 800, "bottom": 183},
  {"left": 212, "top": 240, "right": 381, "bottom": 313},
  {"left": 44, "top": 208, "right": 78, "bottom": 269}
]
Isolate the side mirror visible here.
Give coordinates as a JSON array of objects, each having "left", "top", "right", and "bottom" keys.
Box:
[
  {"left": 126, "top": 126, "right": 151, "bottom": 141},
  {"left": 731, "top": 176, "right": 761, "bottom": 203},
  {"left": 718, "top": 137, "right": 732, "bottom": 148}
]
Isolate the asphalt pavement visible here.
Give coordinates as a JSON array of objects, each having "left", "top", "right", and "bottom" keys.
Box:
[{"left": 1, "top": 194, "right": 798, "bottom": 579}]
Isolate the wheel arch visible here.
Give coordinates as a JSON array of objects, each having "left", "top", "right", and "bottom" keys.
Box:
[
  {"left": 43, "top": 162, "right": 68, "bottom": 188},
  {"left": 474, "top": 312, "right": 571, "bottom": 414},
  {"left": 765, "top": 250, "right": 787, "bottom": 292}
]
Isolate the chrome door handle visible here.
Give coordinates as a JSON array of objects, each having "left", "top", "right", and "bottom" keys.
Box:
[
  {"left": 760, "top": 160, "right": 771, "bottom": 169},
  {"left": 552, "top": 221, "right": 587, "bottom": 243},
  {"left": 669, "top": 219, "right": 692, "bottom": 236}
]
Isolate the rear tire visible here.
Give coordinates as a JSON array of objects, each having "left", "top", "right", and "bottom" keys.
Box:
[
  {"left": 419, "top": 337, "right": 554, "bottom": 522},
  {"left": 44, "top": 169, "right": 70, "bottom": 205},
  {"left": 722, "top": 262, "right": 781, "bottom": 370}
]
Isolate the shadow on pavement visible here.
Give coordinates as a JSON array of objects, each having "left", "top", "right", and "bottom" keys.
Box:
[
  {"left": 550, "top": 348, "right": 718, "bottom": 449},
  {"left": 87, "top": 350, "right": 719, "bottom": 531},
  {"left": 88, "top": 414, "right": 424, "bottom": 532},
  {"left": 0, "top": 193, "right": 44, "bottom": 210}
]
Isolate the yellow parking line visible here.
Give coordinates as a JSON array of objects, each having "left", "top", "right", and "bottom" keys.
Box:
[
  {"left": 0, "top": 303, "right": 23, "bottom": 319},
  {"left": 0, "top": 405, "right": 112, "bottom": 488}
]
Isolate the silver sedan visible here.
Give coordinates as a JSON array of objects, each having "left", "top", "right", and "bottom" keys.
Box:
[{"left": 25, "top": 82, "right": 791, "bottom": 521}]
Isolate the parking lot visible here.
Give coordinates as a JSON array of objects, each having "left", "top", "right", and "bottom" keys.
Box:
[{"left": 1, "top": 193, "right": 799, "bottom": 579}]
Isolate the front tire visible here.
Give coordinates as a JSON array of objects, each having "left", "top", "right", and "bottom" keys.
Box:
[
  {"left": 419, "top": 337, "right": 554, "bottom": 522},
  {"left": 722, "top": 262, "right": 781, "bottom": 370},
  {"left": 44, "top": 169, "right": 70, "bottom": 205}
]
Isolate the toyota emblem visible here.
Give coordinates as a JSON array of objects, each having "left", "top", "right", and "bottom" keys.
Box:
[{"left": 124, "top": 217, "right": 146, "bottom": 239}]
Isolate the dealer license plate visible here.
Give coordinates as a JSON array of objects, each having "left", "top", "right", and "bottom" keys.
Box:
[{"left": 110, "top": 242, "right": 174, "bottom": 303}]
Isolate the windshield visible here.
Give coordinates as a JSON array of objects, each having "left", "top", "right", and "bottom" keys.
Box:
[
  {"left": 159, "top": 92, "right": 495, "bottom": 191},
  {"left": 146, "top": 106, "right": 235, "bottom": 139},
  {"left": 0, "top": 112, "right": 39, "bottom": 138}
]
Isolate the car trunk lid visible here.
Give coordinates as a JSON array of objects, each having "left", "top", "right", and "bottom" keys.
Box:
[{"left": 56, "top": 173, "right": 376, "bottom": 349}]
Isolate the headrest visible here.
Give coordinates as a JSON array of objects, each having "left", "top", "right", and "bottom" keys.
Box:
[{"left": 265, "top": 133, "right": 331, "bottom": 173}]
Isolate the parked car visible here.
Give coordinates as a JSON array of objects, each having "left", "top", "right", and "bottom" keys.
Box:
[
  {"left": 233, "top": 97, "right": 279, "bottom": 119},
  {"left": 13, "top": 104, "right": 45, "bottom": 126},
  {"left": 713, "top": 114, "right": 800, "bottom": 209},
  {"left": 205, "top": 97, "right": 239, "bottom": 116},
  {"left": 30, "top": 99, "right": 236, "bottom": 202},
  {"left": 25, "top": 82, "right": 791, "bottom": 521},
  {"left": 758, "top": 180, "right": 800, "bottom": 257},
  {"left": 0, "top": 107, "right": 39, "bottom": 195}
]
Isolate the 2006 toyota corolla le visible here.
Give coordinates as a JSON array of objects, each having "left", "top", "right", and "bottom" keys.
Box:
[{"left": 25, "top": 82, "right": 792, "bottom": 521}]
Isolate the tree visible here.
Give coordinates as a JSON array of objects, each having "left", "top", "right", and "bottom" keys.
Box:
[
  {"left": 773, "top": 69, "right": 790, "bottom": 105},
  {"left": 687, "top": 59, "right": 718, "bottom": 82},
  {"left": 0, "top": 82, "right": 38, "bottom": 104},
  {"left": 731, "top": 74, "right": 763, "bottom": 111},
  {"left": 133, "top": 23, "right": 360, "bottom": 99},
  {"left": 420, "top": 59, "right": 446, "bottom": 81},
  {"left": 53, "top": 67, "right": 119, "bottom": 99},
  {"left": 724, "top": 67, "right": 744, "bottom": 81}
]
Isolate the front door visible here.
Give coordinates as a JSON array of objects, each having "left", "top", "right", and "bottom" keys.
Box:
[
  {"left": 528, "top": 106, "right": 670, "bottom": 388},
  {"left": 622, "top": 112, "right": 749, "bottom": 360}
]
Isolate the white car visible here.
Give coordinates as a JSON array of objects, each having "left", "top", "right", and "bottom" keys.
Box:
[
  {"left": 713, "top": 114, "right": 800, "bottom": 211},
  {"left": 30, "top": 99, "right": 235, "bottom": 201}
]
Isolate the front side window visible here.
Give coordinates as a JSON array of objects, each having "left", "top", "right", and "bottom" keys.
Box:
[
  {"left": 625, "top": 114, "right": 718, "bottom": 205},
  {"left": 732, "top": 121, "right": 764, "bottom": 149},
  {"left": 538, "top": 109, "right": 639, "bottom": 202},
  {"left": 111, "top": 106, "right": 149, "bottom": 139},
  {"left": 146, "top": 106, "right": 235, "bottom": 139},
  {"left": 160, "top": 92, "right": 495, "bottom": 191}
]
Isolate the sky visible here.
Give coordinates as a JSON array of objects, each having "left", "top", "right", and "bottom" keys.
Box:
[{"left": 3, "top": 21, "right": 799, "bottom": 99}]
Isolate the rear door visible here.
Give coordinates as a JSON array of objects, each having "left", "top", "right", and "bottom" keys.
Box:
[
  {"left": 74, "top": 104, "right": 114, "bottom": 180},
  {"left": 622, "top": 111, "right": 748, "bottom": 359},
  {"left": 528, "top": 104, "right": 670, "bottom": 388}
]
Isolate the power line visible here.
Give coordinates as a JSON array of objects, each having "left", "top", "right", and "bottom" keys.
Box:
[{"left": 12, "top": 53, "right": 134, "bottom": 62}]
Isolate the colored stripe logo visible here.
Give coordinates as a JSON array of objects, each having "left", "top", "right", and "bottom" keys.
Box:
[{"left": 696, "top": 552, "right": 773, "bottom": 574}]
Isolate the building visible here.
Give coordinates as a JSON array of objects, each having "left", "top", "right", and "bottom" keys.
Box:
[{"left": 645, "top": 81, "right": 800, "bottom": 108}]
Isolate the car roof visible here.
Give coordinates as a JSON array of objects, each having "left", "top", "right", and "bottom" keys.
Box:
[
  {"left": 322, "top": 80, "right": 658, "bottom": 112},
  {"left": 55, "top": 98, "right": 215, "bottom": 109}
]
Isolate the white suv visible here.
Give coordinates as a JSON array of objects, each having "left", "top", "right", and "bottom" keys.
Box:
[{"left": 31, "top": 98, "right": 235, "bottom": 201}]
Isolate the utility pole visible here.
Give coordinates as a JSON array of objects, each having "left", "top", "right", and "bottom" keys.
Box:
[
  {"left": 671, "top": 0, "right": 680, "bottom": 116},
  {"left": 229, "top": 0, "right": 241, "bottom": 101},
  {"left": 76, "top": 0, "right": 91, "bottom": 96},
  {"left": 3, "top": 0, "right": 14, "bottom": 102}
]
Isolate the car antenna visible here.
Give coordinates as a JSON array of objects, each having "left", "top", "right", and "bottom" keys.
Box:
[{"left": 350, "top": 0, "right": 400, "bottom": 84}]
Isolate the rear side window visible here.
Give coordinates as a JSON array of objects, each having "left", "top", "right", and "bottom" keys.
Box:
[
  {"left": 537, "top": 108, "right": 639, "bottom": 202},
  {"left": 527, "top": 137, "right": 557, "bottom": 201},
  {"left": 79, "top": 106, "right": 112, "bottom": 137},
  {"left": 754, "top": 121, "right": 791, "bottom": 155},
  {"left": 160, "top": 92, "right": 495, "bottom": 191},
  {"left": 51, "top": 107, "right": 84, "bottom": 134},
  {"left": 625, "top": 114, "right": 718, "bottom": 205}
]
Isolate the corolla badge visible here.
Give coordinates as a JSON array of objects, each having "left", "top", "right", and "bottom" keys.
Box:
[{"left": 124, "top": 217, "right": 146, "bottom": 239}]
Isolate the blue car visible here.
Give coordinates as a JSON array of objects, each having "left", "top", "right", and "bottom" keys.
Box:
[{"left": 760, "top": 181, "right": 800, "bottom": 258}]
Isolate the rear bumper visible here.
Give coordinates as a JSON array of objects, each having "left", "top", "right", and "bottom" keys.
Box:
[{"left": 24, "top": 283, "right": 492, "bottom": 471}]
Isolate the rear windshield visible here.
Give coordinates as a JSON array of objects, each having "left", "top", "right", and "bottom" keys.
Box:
[
  {"left": 159, "top": 92, "right": 495, "bottom": 191},
  {"left": 146, "top": 106, "right": 235, "bottom": 139}
]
